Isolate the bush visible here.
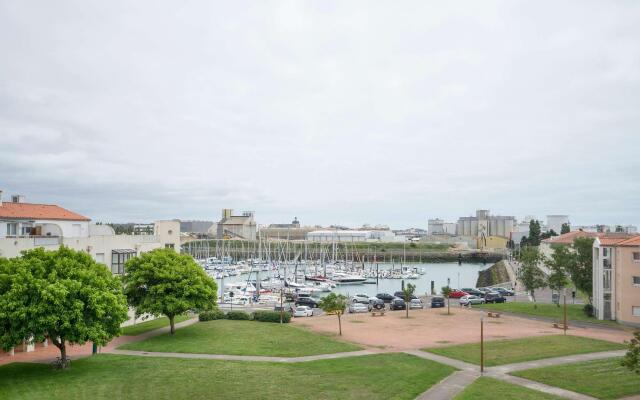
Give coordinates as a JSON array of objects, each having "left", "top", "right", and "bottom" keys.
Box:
[
  {"left": 253, "top": 310, "right": 291, "bottom": 323},
  {"left": 225, "top": 311, "right": 252, "bottom": 320},
  {"left": 199, "top": 309, "right": 225, "bottom": 321},
  {"left": 583, "top": 304, "right": 595, "bottom": 317}
]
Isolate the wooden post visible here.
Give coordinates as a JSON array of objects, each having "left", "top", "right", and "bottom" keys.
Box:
[
  {"left": 563, "top": 294, "right": 567, "bottom": 335},
  {"left": 480, "top": 317, "right": 484, "bottom": 373}
]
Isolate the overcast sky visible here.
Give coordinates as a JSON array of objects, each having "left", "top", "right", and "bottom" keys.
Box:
[{"left": 1, "top": 1, "right": 639, "bottom": 228}]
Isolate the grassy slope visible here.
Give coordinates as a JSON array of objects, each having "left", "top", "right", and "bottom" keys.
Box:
[
  {"left": 120, "top": 315, "right": 191, "bottom": 336},
  {"left": 478, "top": 302, "right": 620, "bottom": 326},
  {"left": 425, "top": 335, "right": 625, "bottom": 366},
  {"left": 120, "top": 319, "right": 362, "bottom": 357},
  {"left": 454, "top": 377, "right": 563, "bottom": 400},
  {"left": 0, "top": 353, "right": 455, "bottom": 400},
  {"left": 513, "top": 357, "right": 640, "bottom": 400}
]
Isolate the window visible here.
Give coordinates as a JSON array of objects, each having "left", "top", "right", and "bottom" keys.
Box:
[
  {"left": 603, "top": 248, "right": 609, "bottom": 257},
  {"left": 633, "top": 276, "right": 640, "bottom": 286},
  {"left": 633, "top": 307, "right": 640, "bottom": 317},
  {"left": 111, "top": 249, "right": 135, "bottom": 274},
  {"left": 633, "top": 252, "right": 640, "bottom": 262},
  {"left": 165, "top": 243, "right": 174, "bottom": 249},
  {"left": 6, "top": 223, "right": 17, "bottom": 236}
]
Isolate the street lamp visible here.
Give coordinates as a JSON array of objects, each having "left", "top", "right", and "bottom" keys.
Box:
[{"left": 480, "top": 316, "right": 485, "bottom": 373}]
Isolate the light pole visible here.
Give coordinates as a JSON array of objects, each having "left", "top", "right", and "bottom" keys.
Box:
[
  {"left": 480, "top": 316, "right": 485, "bottom": 373},
  {"left": 563, "top": 289, "right": 568, "bottom": 335}
]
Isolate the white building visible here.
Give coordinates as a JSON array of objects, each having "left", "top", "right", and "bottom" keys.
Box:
[
  {"left": 456, "top": 210, "right": 516, "bottom": 239},
  {"left": 547, "top": 215, "right": 570, "bottom": 234},
  {"left": 428, "top": 219, "right": 457, "bottom": 235},
  {"left": 306, "top": 229, "right": 396, "bottom": 242},
  {"left": 216, "top": 209, "right": 257, "bottom": 240}
]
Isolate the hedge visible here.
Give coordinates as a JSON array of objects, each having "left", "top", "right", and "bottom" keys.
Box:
[
  {"left": 225, "top": 311, "right": 252, "bottom": 320},
  {"left": 199, "top": 309, "right": 226, "bottom": 321},
  {"left": 253, "top": 310, "right": 291, "bottom": 323}
]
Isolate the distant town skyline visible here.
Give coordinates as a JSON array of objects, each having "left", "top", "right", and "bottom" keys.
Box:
[{"left": 1, "top": 1, "right": 639, "bottom": 228}]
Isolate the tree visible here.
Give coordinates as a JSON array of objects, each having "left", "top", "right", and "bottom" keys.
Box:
[
  {"left": 519, "top": 246, "right": 546, "bottom": 308},
  {"left": 402, "top": 283, "right": 416, "bottom": 318},
  {"left": 567, "top": 237, "right": 595, "bottom": 304},
  {"left": 561, "top": 223, "right": 571, "bottom": 235},
  {"left": 319, "top": 293, "right": 348, "bottom": 335},
  {"left": 527, "top": 220, "right": 542, "bottom": 246},
  {"left": 122, "top": 249, "right": 217, "bottom": 334},
  {"left": 441, "top": 286, "right": 452, "bottom": 315},
  {"left": 621, "top": 331, "right": 640, "bottom": 374},
  {"left": 0, "top": 247, "right": 128, "bottom": 368},
  {"left": 545, "top": 245, "right": 573, "bottom": 307},
  {"left": 540, "top": 229, "right": 558, "bottom": 241}
]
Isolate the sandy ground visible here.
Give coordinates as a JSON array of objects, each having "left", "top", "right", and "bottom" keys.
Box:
[{"left": 292, "top": 306, "right": 634, "bottom": 351}]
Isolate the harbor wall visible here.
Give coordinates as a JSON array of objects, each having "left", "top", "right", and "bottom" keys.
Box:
[{"left": 475, "top": 260, "right": 511, "bottom": 287}]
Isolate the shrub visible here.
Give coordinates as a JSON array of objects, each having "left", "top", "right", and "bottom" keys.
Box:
[
  {"left": 253, "top": 310, "right": 291, "bottom": 323},
  {"left": 583, "top": 304, "right": 595, "bottom": 317},
  {"left": 226, "top": 311, "right": 252, "bottom": 320},
  {"left": 199, "top": 309, "right": 225, "bottom": 321}
]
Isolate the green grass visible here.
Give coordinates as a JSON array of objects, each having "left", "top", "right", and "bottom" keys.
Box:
[
  {"left": 0, "top": 353, "right": 456, "bottom": 400},
  {"left": 513, "top": 357, "right": 640, "bottom": 400},
  {"left": 425, "top": 335, "right": 625, "bottom": 366},
  {"left": 478, "top": 302, "right": 620, "bottom": 326},
  {"left": 454, "top": 377, "right": 564, "bottom": 400},
  {"left": 120, "top": 319, "right": 362, "bottom": 357},
  {"left": 120, "top": 315, "right": 191, "bottom": 336}
]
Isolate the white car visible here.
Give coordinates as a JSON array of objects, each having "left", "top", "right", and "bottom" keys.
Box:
[
  {"left": 348, "top": 302, "right": 369, "bottom": 313},
  {"left": 459, "top": 295, "right": 485, "bottom": 306},
  {"left": 409, "top": 298, "right": 423, "bottom": 309},
  {"left": 351, "top": 294, "right": 372, "bottom": 304},
  {"left": 293, "top": 306, "right": 314, "bottom": 317}
]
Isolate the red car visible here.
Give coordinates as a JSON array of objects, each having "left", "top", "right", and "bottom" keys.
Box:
[{"left": 448, "top": 289, "right": 468, "bottom": 299}]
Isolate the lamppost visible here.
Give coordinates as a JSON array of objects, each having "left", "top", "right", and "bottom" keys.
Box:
[
  {"left": 480, "top": 316, "right": 485, "bottom": 373},
  {"left": 563, "top": 288, "right": 568, "bottom": 335}
]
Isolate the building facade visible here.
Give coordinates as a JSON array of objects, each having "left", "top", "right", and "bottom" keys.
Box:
[
  {"left": 547, "top": 215, "right": 570, "bottom": 234},
  {"left": 306, "top": 229, "right": 396, "bottom": 242},
  {"left": 216, "top": 209, "right": 257, "bottom": 240},
  {"left": 456, "top": 210, "right": 515, "bottom": 239}
]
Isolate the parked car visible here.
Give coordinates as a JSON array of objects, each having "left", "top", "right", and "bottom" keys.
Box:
[
  {"left": 394, "top": 291, "right": 418, "bottom": 300},
  {"left": 484, "top": 292, "right": 507, "bottom": 303},
  {"left": 409, "top": 298, "right": 423, "bottom": 309},
  {"left": 348, "top": 302, "right": 369, "bottom": 313},
  {"left": 295, "top": 297, "right": 319, "bottom": 308},
  {"left": 293, "top": 306, "right": 314, "bottom": 317},
  {"left": 389, "top": 297, "right": 406, "bottom": 310},
  {"left": 459, "top": 295, "right": 485, "bottom": 306},
  {"left": 461, "top": 288, "right": 484, "bottom": 297},
  {"left": 369, "top": 298, "right": 386, "bottom": 311},
  {"left": 448, "top": 289, "right": 468, "bottom": 299},
  {"left": 351, "top": 294, "right": 372, "bottom": 304},
  {"left": 492, "top": 287, "right": 515, "bottom": 296},
  {"left": 431, "top": 296, "right": 445, "bottom": 308},
  {"left": 376, "top": 293, "right": 395, "bottom": 303}
]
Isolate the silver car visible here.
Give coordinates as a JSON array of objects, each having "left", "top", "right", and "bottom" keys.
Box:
[
  {"left": 409, "top": 298, "right": 423, "bottom": 309},
  {"left": 348, "top": 302, "right": 369, "bottom": 313}
]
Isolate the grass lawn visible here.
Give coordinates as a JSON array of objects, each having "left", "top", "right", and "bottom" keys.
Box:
[
  {"left": 0, "top": 353, "right": 456, "bottom": 400},
  {"left": 513, "top": 357, "right": 640, "bottom": 400},
  {"left": 119, "top": 319, "right": 362, "bottom": 357},
  {"left": 454, "top": 377, "right": 564, "bottom": 400},
  {"left": 120, "top": 315, "right": 191, "bottom": 336},
  {"left": 478, "top": 302, "right": 620, "bottom": 326},
  {"left": 425, "top": 335, "right": 625, "bottom": 366}
]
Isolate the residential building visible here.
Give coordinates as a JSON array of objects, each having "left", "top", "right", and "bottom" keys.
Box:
[
  {"left": 456, "top": 209, "right": 516, "bottom": 239},
  {"left": 216, "top": 209, "right": 257, "bottom": 240},
  {"left": 593, "top": 235, "right": 640, "bottom": 326},
  {"left": 179, "top": 220, "right": 214, "bottom": 235}
]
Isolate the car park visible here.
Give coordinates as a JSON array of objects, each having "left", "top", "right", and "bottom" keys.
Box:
[
  {"left": 293, "top": 306, "right": 313, "bottom": 317},
  {"left": 430, "top": 296, "right": 445, "bottom": 308},
  {"left": 492, "top": 287, "right": 515, "bottom": 296},
  {"left": 376, "top": 293, "right": 395, "bottom": 303},
  {"left": 295, "top": 296, "right": 319, "bottom": 308},
  {"left": 448, "top": 289, "right": 468, "bottom": 298},
  {"left": 389, "top": 297, "right": 406, "bottom": 310},
  {"left": 459, "top": 295, "right": 485, "bottom": 306},
  {"left": 409, "top": 298, "right": 423, "bottom": 309},
  {"left": 484, "top": 292, "right": 507, "bottom": 303},
  {"left": 348, "top": 302, "right": 369, "bottom": 313}
]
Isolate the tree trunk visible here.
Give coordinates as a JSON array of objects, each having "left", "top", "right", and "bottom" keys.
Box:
[
  {"left": 531, "top": 290, "right": 537, "bottom": 309},
  {"left": 447, "top": 298, "right": 450, "bottom": 315},
  {"left": 50, "top": 335, "right": 68, "bottom": 369},
  {"left": 169, "top": 315, "right": 176, "bottom": 335},
  {"left": 337, "top": 314, "right": 342, "bottom": 336},
  {"left": 406, "top": 303, "right": 409, "bottom": 318}
]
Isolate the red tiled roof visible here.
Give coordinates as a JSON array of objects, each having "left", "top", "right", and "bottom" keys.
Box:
[
  {"left": 541, "top": 231, "right": 599, "bottom": 245},
  {"left": 617, "top": 236, "right": 640, "bottom": 247},
  {"left": 0, "top": 202, "right": 90, "bottom": 221}
]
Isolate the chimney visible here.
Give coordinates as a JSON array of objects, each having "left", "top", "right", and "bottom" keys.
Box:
[{"left": 11, "top": 194, "right": 25, "bottom": 203}]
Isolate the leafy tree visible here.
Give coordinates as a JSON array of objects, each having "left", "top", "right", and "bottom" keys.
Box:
[
  {"left": 519, "top": 246, "right": 546, "bottom": 308},
  {"left": 561, "top": 223, "right": 571, "bottom": 235},
  {"left": 441, "top": 286, "right": 452, "bottom": 315},
  {"left": 122, "top": 249, "right": 217, "bottom": 334},
  {"left": 545, "top": 245, "right": 573, "bottom": 307},
  {"left": 540, "top": 229, "right": 558, "bottom": 241},
  {"left": 402, "top": 283, "right": 416, "bottom": 318},
  {"left": 319, "top": 293, "right": 348, "bottom": 335},
  {"left": 621, "top": 331, "right": 640, "bottom": 374},
  {"left": 527, "top": 220, "right": 542, "bottom": 246},
  {"left": 567, "top": 237, "right": 595, "bottom": 304},
  {"left": 0, "top": 247, "right": 128, "bottom": 368}
]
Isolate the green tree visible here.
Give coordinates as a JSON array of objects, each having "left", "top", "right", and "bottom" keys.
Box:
[
  {"left": 567, "top": 237, "right": 595, "bottom": 304},
  {"left": 319, "top": 293, "right": 348, "bottom": 335},
  {"left": 0, "top": 247, "right": 128, "bottom": 368},
  {"left": 519, "top": 246, "right": 546, "bottom": 308},
  {"left": 621, "top": 331, "right": 640, "bottom": 374},
  {"left": 561, "top": 223, "right": 571, "bottom": 235},
  {"left": 528, "top": 220, "right": 542, "bottom": 246},
  {"left": 122, "top": 249, "right": 217, "bottom": 335},
  {"left": 545, "top": 245, "right": 573, "bottom": 307},
  {"left": 441, "top": 286, "right": 452, "bottom": 315},
  {"left": 402, "top": 283, "right": 416, "bottom": 318}
]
